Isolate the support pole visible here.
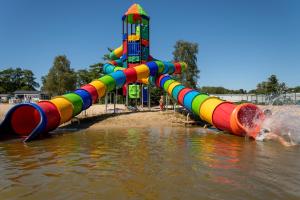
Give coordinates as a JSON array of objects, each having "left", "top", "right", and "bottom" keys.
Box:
[
  {"left": 105, "top": 93, "right": 108, "bottom": 113},
  {"left": 109, "top": 92, "right": 112, "bottom": 104},
  {"left": 126, "top": 84, "right": 129, "bottom": 106},
  {"left": 126, "top": 16, "right": 128, "bottom": 67},
  {"left": 114, "top": 87, "right": 117, "bottom": 113},
  {"left": 139, "top": 20, "right": 142, "bottom": 64},
  {"left": 165, "top": 94, "right": 168, "bottom": 110},
  {"left": 148, "top": 85, "right": 151, "bottom": 110},
  {"left": 141, "top": 84, "right": 144, "bottom": 108},
  {"left": 135, "top": 84, "right": 138, "bottom": 109}
]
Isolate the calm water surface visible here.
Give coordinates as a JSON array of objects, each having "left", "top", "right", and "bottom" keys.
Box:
[{"left": 0, "top": 127, "right": 300, "bottom": 200}]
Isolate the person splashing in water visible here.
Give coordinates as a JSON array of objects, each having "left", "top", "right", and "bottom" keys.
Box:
[{"left": 254, "top": 109, "right": 296, "bottom": 147}]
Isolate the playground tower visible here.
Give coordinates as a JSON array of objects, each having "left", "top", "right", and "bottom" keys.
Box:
[{"left": 122, "top": 4, "right": 150, "bottom": 68}]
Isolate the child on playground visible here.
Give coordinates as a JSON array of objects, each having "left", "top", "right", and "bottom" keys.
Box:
[
  {"left": 254, "top": 109, "right": 296, "bottom": 147},
  {"left": 159, "top": 95, "right": 164, "bottom": 111}
]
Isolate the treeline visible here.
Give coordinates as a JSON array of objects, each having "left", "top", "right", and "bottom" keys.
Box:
[
  {"left": 199, "top": 87, "right": 247, "bottom": 94},
  {"left": 200, "top": 75, "right": 300, "bottom": 95},
  {"left": 288, "top": 86, "right": 300, "bottom": 93},
  {"left": 1, "top": 61, "right": 299, "bottom": 97},
  {"left": 0, "top": 68, "right": 39, "bottom": 93},
  {"left": 249, "top": 75, "right": 300, "bottom": 94},
  {"left": 1, "top": 61, "right": 300, "bottom": 96}
]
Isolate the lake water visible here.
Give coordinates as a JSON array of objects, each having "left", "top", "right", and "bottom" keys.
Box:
[{"left": 0, "top": 127, "right": 300, "bottom": 200}]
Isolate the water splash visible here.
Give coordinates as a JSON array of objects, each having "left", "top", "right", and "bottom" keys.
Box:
[{"left": 261, "top": 105, "right": 300, "bottom": 144}]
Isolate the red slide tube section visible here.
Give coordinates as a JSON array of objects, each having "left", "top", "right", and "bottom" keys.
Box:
[
  {"left": 11, "top": 105, "right": 40, "bottom": 136},
  {"left": 178, "top": 88, "right": 193, "bottom": 105},
  {"left": 124, "top": 68, "right": 137, "bottom": 83},
  {"left": 212, "top": 102, "right": 236, "bottom": 133},
  {"left": 38, "top": 101, "right": 61, "bottom": 132}
]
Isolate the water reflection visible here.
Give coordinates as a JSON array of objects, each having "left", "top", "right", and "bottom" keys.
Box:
[{"left": 0, "top": 127, "right": 300, "bottom": 199}]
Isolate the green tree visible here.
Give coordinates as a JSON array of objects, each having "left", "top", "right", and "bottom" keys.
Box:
[
  {"left": 238, "top": 89, "right": 247, "bottom": 94},
  {"left": 21, "top": 69, "right": 40, "bottom": 90},
  {"left": 76, "top": 69, "right": 91, "bottom": 86},
  {"left": 255, "top": 82, "right": 268, "bottom": 94},
  {"left": 0, "top": 67, "right": 39, "bottom": 93},
  {"left": 252, "top": 75, "right": 287, "bottom": 95},
  {"left": 266, "top": 75, "right": 280, "bottom": 94},
  {"left": 76, "top": 63, "right": 103, "bottom": 87},
  {"left": 288, "top": 86, "right": 300, "bottom": 93},
  {"left": 88, "top": 63, "right": 103, "bottom": 80},
  {"left": 42, "top": 55, "right": 76, "bottom": 96},
  {"left": 0, "top": 68, "right": 15, "bottom": 93},
  {"left": 173, "top": 40, "right": 199, "bottom": 88},
  {"left": 103, "top": 47, "right": 113, "bottom": 61}
]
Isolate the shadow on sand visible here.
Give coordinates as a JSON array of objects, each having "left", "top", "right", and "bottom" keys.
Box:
[{"left": 59, "top": 110, "right": 160, "bottom": 130}]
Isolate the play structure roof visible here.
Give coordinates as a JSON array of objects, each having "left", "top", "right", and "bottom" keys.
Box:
[
  {"left": 125, "top": 4, "right": 148, "bottom": 17},
  {"left": 123, "top": 4, "right": 149, "bottom": 24}
]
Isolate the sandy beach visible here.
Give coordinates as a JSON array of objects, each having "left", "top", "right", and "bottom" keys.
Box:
[
  {"left": 61, "top": 103, "right": 188, "bottom": 131},
  {"left": 0, "top": 104, "right": 13, "bottom": 121},
  {"left": 0, "top": 103, "right": 188, "bottom": 130}
]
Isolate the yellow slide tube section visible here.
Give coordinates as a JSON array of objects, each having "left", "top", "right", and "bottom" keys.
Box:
[
  {"left": 109, "top": 45, "right": 123, "bottom": 60},
  {"left": 140, "top": 78, "right": 149, "bottom": 84},
  {"left": 135, "top": 64, "right": 150, "bottom": 80},
  {"left": 50, "top": 97, "right": 74, "bottom": 124},
  {"left": 199, "top": 97, "right": 224, "bottom": 125},
  {"left": 90, "top": 80, "right": 106, "bottom": 98},
  {"left": 167, "top": 82, "right": 180, "bottom": 95}
]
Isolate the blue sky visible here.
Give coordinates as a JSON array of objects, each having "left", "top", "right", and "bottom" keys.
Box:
[{"left": 0, "top": 0, "right": 299, "bottom": 90}]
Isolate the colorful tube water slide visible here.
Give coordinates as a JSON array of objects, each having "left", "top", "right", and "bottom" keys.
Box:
[
  {"left": 102, "top": 61, "right": 265, "bottom": 137},
  {"left": 156, "top": 74, "right": 264, "bottom": 137},
  {"left": 0, "top": 60, "right": 264, "bottom": 142},
  {"left": 0, "top": 61, "right": 186, "bottom": 142}
]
